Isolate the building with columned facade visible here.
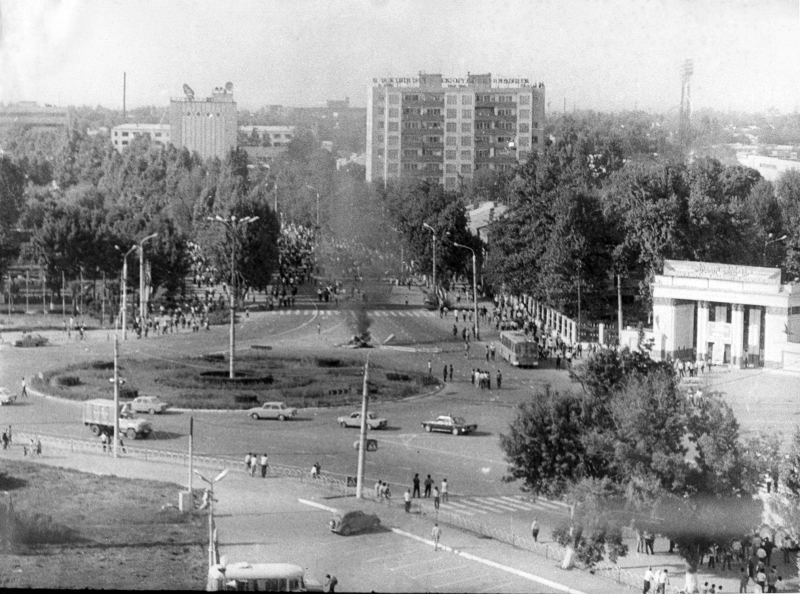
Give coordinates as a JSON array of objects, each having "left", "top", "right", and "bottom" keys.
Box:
[
  {"left": 651, "top": 260, "right": 800, "bottom": 369},
  {"left": 366, "top": 72, "right": 545, "bottom": 188}
]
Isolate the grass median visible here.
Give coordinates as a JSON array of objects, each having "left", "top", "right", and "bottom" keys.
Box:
[{"left": 0, "top": 460, "right": 206, "bottom": 589}]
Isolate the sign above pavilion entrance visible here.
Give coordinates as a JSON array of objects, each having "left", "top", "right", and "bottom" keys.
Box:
[{"left": 662, "top": 260, "right": 781, "bottom": 285}]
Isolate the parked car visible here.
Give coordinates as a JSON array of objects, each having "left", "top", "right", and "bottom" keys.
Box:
[
  {"left": 130, "top": 396, "right": 170, "bottom": 414},
  {"left": 328, "top": 509, "right": 380, "bottom": 536},
  {"left": 421, "top": 415, "right": 478, "bottom": 436},
  {"left": 337, "top": 411, "right": 387, "bottom": 430},
  {"left": 14, "top": 334, "right": 48, "bottom": 347},
  {"left": 247, "top": 401, "right": 297, "bottom": 421},
  {"left": 0, "top": 388, "right": 16, "bottom": 405}
]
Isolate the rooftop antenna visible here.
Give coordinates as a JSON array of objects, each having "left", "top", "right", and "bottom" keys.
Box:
[
  {"left": 225, "top": 82, "right": 233, "bottom": 93},
  {"left": 183, "top": 84, "right": 195, "bottom": 100}
]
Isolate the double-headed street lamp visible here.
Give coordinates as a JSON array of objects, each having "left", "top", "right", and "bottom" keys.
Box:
[
  {"left": 194, "top": 468, "right": 228, "bottom": 570},
  {"left": 764, "top": 233, "right": 788, "bottom": 266},
  {"left": 138, "top": 233, "right": 158, "bottom": 322},
  {"left": 422, "top": 223, "right": 437, "bottom": 300},
  {"left": 452, "top": 242, "right": 480, "bottom": 341},
  {"left": 206, "top": 215, "right": 259, "bottom": 379},
  {"left": 115, "top": 243, "right": 137, "bottom": 340}
]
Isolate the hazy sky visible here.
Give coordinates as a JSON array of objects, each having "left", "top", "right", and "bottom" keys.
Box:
[{"left": 0, "top": 0, "right": 798, "bottom": 113}]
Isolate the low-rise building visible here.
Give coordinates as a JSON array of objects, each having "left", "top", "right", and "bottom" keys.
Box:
[
  {"left": 0, "top": 102, "right": 70, "bottom": 129},
  {"left": 239, "top": 125, "right": 296, "bottom": 147},
  {"left": 110, "top": 123, "right": 170, "bottom": 152}
]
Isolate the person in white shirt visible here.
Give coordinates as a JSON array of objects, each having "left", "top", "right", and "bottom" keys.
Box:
[{"left": 643, "top": 566, "right": 654, "bottom": 593}]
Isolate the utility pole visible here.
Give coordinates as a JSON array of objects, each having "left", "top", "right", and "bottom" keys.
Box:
[
  {"left": 617, "top": 274, "right": 623, "bottom": 346},
  {"left": 113, "top": 333, "right": 119, "bottom": 458},
  {"left": 356, "top": 355, "right": 369, "bottom": 498},
  {"left": 188, "top": 416, "right": 194, "bottom": 497},
  {"left": 138, "top": 233, "right": 158, "bottom": 322},
  {"left": 423, "top": 223, "right": 437, "bottom": 301}
]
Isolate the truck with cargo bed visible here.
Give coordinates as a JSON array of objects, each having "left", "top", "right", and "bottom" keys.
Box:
[{"left": 83, "top": 398, "right": 152, "bottom": 440}]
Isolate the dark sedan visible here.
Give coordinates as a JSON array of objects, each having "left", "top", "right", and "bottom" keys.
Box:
[{"left": 329, "top": 510, "right": 380, "bottom": 536}]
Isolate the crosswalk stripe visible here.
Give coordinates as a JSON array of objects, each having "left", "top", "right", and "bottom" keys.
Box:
[
  {"left": 476, "top": 499, "right": 521, "bottom": 512},
  {"left": 441, "top": 501, "right": 483, "bottom": 515},
  {"left": 489, "top": 497, "right": 535, "bottom": 511},
  {"left": 457, "top": 499, "right": 511, "bottom": 513},
  {"left": 523, "top": 498, "right": 566, "bottom": 512}
]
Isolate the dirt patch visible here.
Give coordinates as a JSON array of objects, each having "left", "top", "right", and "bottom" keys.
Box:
[
  {"left": 0, "top": 461, "right": 205, "bottom": 590},
  {"left": 33, "top": 353, "right": 436, "bottom": 410}
]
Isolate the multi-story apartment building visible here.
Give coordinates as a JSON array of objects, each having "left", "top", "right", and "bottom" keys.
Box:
[
  {"left": 0, "top": 102, "right": 70, "bottom": 130},
  {"left": 110, "top": 123, "right": 170, "bottom": 152},
  {"left": 366, "top": 73, "right": 545, "bottom": 187},
  {"left": 169, "top": 86, "right": 237, "bottom": 161}
]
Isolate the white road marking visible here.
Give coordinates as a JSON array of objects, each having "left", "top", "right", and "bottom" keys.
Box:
[
  {"left": 390, "top": 555, "right": 449, "bottom": 571},
  {"left": 412, "top": 563, "right": 471, "bottom": 578},
  {"left": 440, "top": 501, "right": 482, "bottom": 515},
  {"left": 487, "top": 497, "right": 532, "bottom": 511},
  {"left": 459, "top": 499, "right": 518, "bottom": 513}
]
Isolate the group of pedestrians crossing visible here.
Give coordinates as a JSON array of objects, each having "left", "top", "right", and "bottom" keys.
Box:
[
  {"left": 405, "top": 473, "right": 448, "bottom": 513},
  {"left": 244, "top": 452, "right": 270, "bottom": 478}
]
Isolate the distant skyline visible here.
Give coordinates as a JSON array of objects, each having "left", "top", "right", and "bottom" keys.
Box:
[{"left": 0, "top": 0, "right": 798, "bottom": 114}]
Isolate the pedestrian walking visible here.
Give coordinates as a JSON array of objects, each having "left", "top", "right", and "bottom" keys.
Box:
[
  {"left": 643, "top": 566, "right": 654, "bottom": 594},
  {"left": 432, "top": 523, "right": 441, "bottom": 551},
  {"left": 250, "top": 453, "right": 257, "bottom": 477},
  {"left": 317, "top": 322, "right": 321, "bottom": 334},
  {"left": 433, "top": 486, "right": 440, "bottom": 510},
  {"left": 311, "top": 462, "right": 321, "bottom": 479},
  {"left": 413, "top": 473, "right": 421, "bottom": 498},
  {"left": 323, "top": 573, "right": 338, "bottom": 593},
  {"left": 470, "top": 368, "right": 475, "bottom": 385},
  {"left": 441, "top": 478, "right": 448, "bottom": 502},
  {"left": 1, "top": 430, "right": 7, "bottom": 451},
  {"left": 101, "top": 432, "right": 108, "bottom": 453},
  {"left": 656, "top": 568, "right": 669, "bottom": 594},
  {"left": 491, "top": 342, "right": 496, "bottom": 361},
  {"left": 443, "top": 364, "right": 448, "bottom": 382},
  {"left": 404, "top": 489, "right": 411, "bottom": 513},
  {"left": 449, "top": 364, "right": 453, "bottom": 382},
  {"left": 424, "top": 474, "right": 433, "bottom": 497},
  {"left": 497, "top": 369, "right": 502, "bottom": 389},
  {"left": 21, "top": 377, "right": 27, "bottom": 398},
  {"left": 260, "top": 453, "right": 268, "bottom": 478},
  {"left": 118, "top": 437, "right": 126, "bottom": 454},
  {"left": 531, "top": 518, "right": 540, "bottom": 542},
  {"left": 35, "top": 438, "right": 42, "bottom": 457},
  {"left": 464, "top": 342, "right": 469, "bottom": 358},
  {"left": 556, "top": 353, "right": 562, "bottom": 370},
  {"left": 485, "top": 345, "right": 490, "bottom": 362},
  {"left": 738, "top": 567, "right": 750, "bottom": 593},
  {"left": 428, "top": 360, "right": 432, "bottom": 375}
]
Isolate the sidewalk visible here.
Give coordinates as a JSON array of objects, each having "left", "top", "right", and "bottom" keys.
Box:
[{"left": 0, "top": 443, "right": 628, "bottom": 593}]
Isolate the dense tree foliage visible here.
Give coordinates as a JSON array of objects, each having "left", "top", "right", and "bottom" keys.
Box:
[{"left": 500, "top": 348, "right": 762, "bottom": 589}]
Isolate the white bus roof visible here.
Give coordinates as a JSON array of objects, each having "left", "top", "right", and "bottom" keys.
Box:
[{"left": 209, "top": 562, "right": 305, "bottom": 581}]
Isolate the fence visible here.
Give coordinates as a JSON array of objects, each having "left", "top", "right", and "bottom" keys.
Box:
[{"left": 14, "top": 431, "right": 655, "bottom": 591}]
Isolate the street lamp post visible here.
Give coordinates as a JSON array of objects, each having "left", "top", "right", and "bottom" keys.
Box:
[
  {"left": 194, "top": 469, "right": 228, "bottom": 570},
  {"left": 138, "top": 233, "right": 158, "bottom": 323},
  {"left": 207, "top": 215, "right": 259, "bottom": 379},
  {"left": 306, "top": 185, "right": 320, "bottom": 230},
  {"left": 453, "top": 242, "right": 480, "bottom": 341},
  {"left": 764, "top": 233, "right": 788, "bottom": 266},
  {"left": 422, "top": 223, "right": 437, "bottom": 301},
  {"left": 115, "top": 244, "right": 137, "bottom": 340}
]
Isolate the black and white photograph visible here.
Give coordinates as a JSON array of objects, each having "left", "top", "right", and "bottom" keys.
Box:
[{"left": 0, "top": 0, "right": 799, "bottom": 591}]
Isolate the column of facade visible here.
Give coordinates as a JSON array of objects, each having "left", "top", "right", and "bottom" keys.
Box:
[
  {"left": 747, "top": 306, "right": 762, "bottom": 366},
  {"left": 696, "top": 301, "right": 709, "bottom": 363},
  {"left": 731, "top": 303, "right": 745, "bottom": 368}
]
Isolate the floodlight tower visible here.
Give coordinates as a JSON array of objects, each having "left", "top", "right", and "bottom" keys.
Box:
[{"left": 678, "top": 59, "right": 693, "bottom": 154}]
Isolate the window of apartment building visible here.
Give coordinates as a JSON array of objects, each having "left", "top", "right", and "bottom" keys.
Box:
[
  {"left": 446, "top": 94, "right": 458, "bottom": 105},
  {"left": 376, "top": 134, "right": 384, "bottom": 143},
  {"left": 388, "top": 164, "right": 399, "bottom": 173},
  {"left": 426, "top": 136, "right": 441, "bottom": 144},
  {"left": 403, "top": 107, "right": 420, "bottom": 115},
  {"left": 475, "top": 121, "right": 491, "bottom": 130},
  {"left": 446, "top": 164, "right": 456, "bottom": 173},
  {"left": 121, "top": 140, "right": 129, "bottom": 145},
  {"left": 404, "top": 149, "right": 418, "bottom": 158},
  {"left": 425, "top": 163, "right": 443, "bottom": 171},
  {"left": 519, "top": 123, "right": 530, "bottom": 133},
  {"left": 476, "top": 107, "right": 493, "bottom": 117},
  {"left": 533, "top": 121, "right": 539, "bottom": 128},
  {"left": 476, "top": 149, "right": 490, "bottom": 158},
  {"left": 446, "top": 136, "right": 457, "bottom": 146},
  {"left": 497, "top": 163, "right": 513, "bottom": 172},
  {"left": 498, "top": 121, "right": 515, "bottom": 130},
  {"left": 423, "top": 122, "right": 442, "bottom": 129},
  {"left": 388, "top": 149, "right": 399, "bottom": 160},
  {"left": 389, "top": 94, "right": 400, "bottom": 104},
  {"left": 519, "top": 94, "right": 530, "bottom": 105},
  {"left": 122, "top": 132, "right": 129, "bottom": 137},
  {"left": 406, "top": 94, "right": 419, "bottom": 102},
  {"left": 461, "top": 122, "right": 472, "bottom": 133},
  {"left": 388, "top": 135, "right": 399, "bottom": 146},
  {"left": 377, "top": 149, "right": 385, "bottom": 157},
  {"left": 497, "top": 136, "right": 513, "bottom": 144},
  {"left": 460, "top": 150, "right": 472, "bottom": 160},
  {"left": 403, "top": 121, "right": 420, "bottom": 130},
  {"left": 476, "top": 94, "right": 491, "bottom": 103},
  {"left": 445, "top": 177, "right": 457, "bottom": 189},
  {"left": 389, "top": 108, "right": 399, "bottom": 117},
  {"left": 461, "top": 136, "right": 472, "bottom": 146},
  {"left": 403, "top": 163, "right": 418, "bottom": 171},
  {"left": 446, "top": 122, "right": 457, "bottom": 132},
  {"left": 446, "top": 109, "right": 457, "bottom": 119},
  {"left": 377, "top": 120, "right": 385, "bottom": 129},
  {"left": 378, "top": 107, "right": 385, "bottom": 115},
  {"left": 476, "top": 136, "right": 490, "bottom": 144},
  {"left": 388, "top": 122, "right": 399, "bottom": 132},
  {"left": 461, "top": 95, "right": 473, "bottom": 105},
  {"left": 518, "top": 137, "right": 530, "bottom": 148},
  {"left": 459, "top": 164, "right": 471, "bottom": 174},
  {"left": 462, "top": 109, "right": 472, "bottom": 118},
  {"left": 533, "top": 135, "right": 539, "bottom": 144},
  {"left": 445, "top": 150, "right": 457, "bottom": 159},
  {"left": 519, "top": 109, "right": 530, "bottom": 118},
  {"left": 496, "top": 108, "right": 514, "bottom": 117},
  {"left": 422, "top": 148, "right": 442, "bottom": 157}
]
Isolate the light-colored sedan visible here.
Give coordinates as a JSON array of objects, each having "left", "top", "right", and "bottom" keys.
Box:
[
  {"left": 13, "top": 334, "right": 49, "bottom": 347},
  {"left": 247, "top": 401, "right": 297, "bottom": 421},
  {"left": 0, "top": 388, "right": 16, "bottom": 405},
  {"left": 337, "top": 411, "right": 387, "bottom": 430},
  {"left": 130, "top": 396, "right": 170, "bottom": 414}
]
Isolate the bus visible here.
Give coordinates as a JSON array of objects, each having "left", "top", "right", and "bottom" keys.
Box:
[
  {"left": 498, "top": 331, "right": 539, "bottom": 368},
  {"left": 207, "top": 562, "right": 323, "bottom": 592}
]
